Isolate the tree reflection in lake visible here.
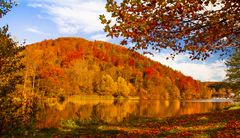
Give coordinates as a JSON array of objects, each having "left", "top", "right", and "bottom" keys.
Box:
[{"left": 35, "top": 97, "right": 231, "bottom": 129}]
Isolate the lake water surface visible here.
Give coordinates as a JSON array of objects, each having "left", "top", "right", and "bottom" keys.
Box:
[{"left": 35, "top": 97, "right": 233, "bottom": 129}]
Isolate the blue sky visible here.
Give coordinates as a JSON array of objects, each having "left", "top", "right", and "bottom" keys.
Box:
[{"left": 0, "top": 0, "right": 227, "bottom": 82}]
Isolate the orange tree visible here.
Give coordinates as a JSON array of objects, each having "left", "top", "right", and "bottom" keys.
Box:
[
  {"left": 100, "top": 0, "right": 239, "bottom": 60},
  {"left": 0, "top": 1, "right": 35, "bottom": 135},
  {"left": 0, "top": 25, "right": 26, "bottom": 134},
  {"left": 0, "top": 1, "right": 21, "bottom": 96},
  {"left": 0, "top": 26, "right": 24, "bottom": 96}
]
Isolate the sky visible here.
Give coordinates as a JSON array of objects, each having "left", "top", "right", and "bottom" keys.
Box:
[{"left": 0, "top": 0, "right": 228, "bottom": 82}]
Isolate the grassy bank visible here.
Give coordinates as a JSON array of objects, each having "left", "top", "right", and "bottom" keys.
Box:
[
  {"left": 5, "top": 108, "right": 240, "bottom": 138},
  {"left": 224, "top": 103, "right": 240, "bottom": 110}
]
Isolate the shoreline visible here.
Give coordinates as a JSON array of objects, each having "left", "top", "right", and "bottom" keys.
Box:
[{"left": 6, "top": 108, "right": 240, "bottom": 137}]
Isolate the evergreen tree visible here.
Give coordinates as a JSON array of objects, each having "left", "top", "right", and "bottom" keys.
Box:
[{"left": 225, "top": 49, "right": 240, "bottom": 94}]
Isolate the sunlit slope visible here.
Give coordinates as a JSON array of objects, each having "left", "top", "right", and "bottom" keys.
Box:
[{"left": 24, "top": 37, "right": 212, "bottom": 99}]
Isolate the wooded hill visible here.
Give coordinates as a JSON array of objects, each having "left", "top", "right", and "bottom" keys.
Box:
[{"left": 23, "top": 37, "right": 212, "bottom": 100}]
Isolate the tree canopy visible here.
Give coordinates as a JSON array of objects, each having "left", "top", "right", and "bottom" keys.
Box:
[
  {"left": 0, "top": 0, "right": 16, "bottom": 18},
  {"left": 0, "top": 26, "right": 24, "bottom": 96},
  {"left": 24, "top": 37, "right": 213, "bottom": 100},
  {"left": 0, "top": 1, "right": 34, "bottom": 134},
  {"left": 0, "top": 0, "right": 21, "bottom": 96},
  {"left": 100, "top": 0, "right": 240, "bottom": 60}
]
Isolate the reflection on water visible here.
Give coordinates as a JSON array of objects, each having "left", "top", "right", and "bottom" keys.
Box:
[{"left": 35, "top": 97, "right": 232, "bottom": 128}]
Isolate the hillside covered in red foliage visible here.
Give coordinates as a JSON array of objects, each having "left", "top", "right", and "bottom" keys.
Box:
[{"left": 23, "top": 37, "right": 212, "bottom": 99}]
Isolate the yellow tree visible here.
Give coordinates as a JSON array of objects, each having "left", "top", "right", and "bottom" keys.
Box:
[
  {"left": 99, "top": 74, "right": 117, "bottom": 95},
  {"left": 117, "top": 76, "right": 130, "bottom": 97}
]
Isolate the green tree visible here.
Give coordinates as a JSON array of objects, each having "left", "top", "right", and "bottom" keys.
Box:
[
  {"left": 0, "top": 0, "right": 16, "bottom": 18},
  {"left": 225, "top": 49, "right": 240, "bottom": 94},
  {"left": 100, "top": 0, "right": 239, "bottom": 60}
]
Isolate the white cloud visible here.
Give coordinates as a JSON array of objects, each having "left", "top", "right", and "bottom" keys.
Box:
[
  {"left": 28, "top": 0, "right": 108, "bottom": 35},
  {"left": 25, "top": 27, "right": 43, "bottom": 34},
  {"left": 203, "top": 0, "right": 224, "bottom": 11},
  {"left": 147, "top": 53, "right": 227, "bottom": 82},
  {"left": 197, "top": 0, "right": 224, "bottom": 14},
  {"left": 37, "top": 14, "right": 44, "bottom": 19},
  {"left": 90, "top": 34, "right": 110, "bottom": 41}
]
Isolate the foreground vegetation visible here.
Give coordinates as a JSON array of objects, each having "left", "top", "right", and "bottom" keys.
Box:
[
  {"left": 1, "top": 0, "right": 239, "bottom": 137},
  {"left": 2, "top": 107, "right": 239, "bottom": 137}
]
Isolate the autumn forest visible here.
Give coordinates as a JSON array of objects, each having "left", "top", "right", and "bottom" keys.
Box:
[
  {"left": 1, "top": 0, "right": 239, "bottom": 137},
  {"left": 24, "top": 37, "right": 216, "bottom": 100}
]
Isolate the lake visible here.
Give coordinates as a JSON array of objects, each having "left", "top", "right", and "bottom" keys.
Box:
[{"left": 35, "top": 97, "right": 233, "bottom": 129}]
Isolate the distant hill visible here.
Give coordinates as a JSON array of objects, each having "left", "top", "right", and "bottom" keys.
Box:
[{"left": 23, "top": 37, "right": 212, "bottom": 100}]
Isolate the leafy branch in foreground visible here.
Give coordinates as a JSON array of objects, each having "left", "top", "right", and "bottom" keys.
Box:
[
  {"left": 100, "top": 0, "right": 239, "bottom": 60},
  {"left": 0, "top": 0, "right": 16, "bottom": 18}
]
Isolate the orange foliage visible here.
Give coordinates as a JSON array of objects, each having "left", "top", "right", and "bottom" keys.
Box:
[{"left": 25, "top": 37, "right": 211, "bottom": 99}]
